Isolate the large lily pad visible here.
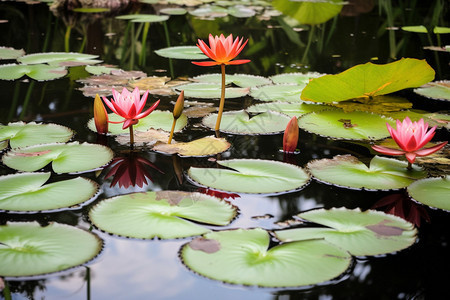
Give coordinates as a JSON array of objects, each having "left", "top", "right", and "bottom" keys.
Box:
[
  {"left": 152, "top": 136, "right": 230, "bottom": 157},
  {"left": 407, "top": 176, "right": 450, "bottom": 212},
  {"left": 307, "top": 155, "right": 427, "bottom": 191},
  {"left": 154, "top": 46, "right": 208, "bottom": 60},
  {"left": 180, "top": 228, "right": 351, "bottom": 287},
  {"left": 0, "top": 47, "right": 25, "bottom": 60},
  {"left": 202, "top": 110, "right": 291, "bottom": 135},
  {"left": 17, "top": 52, "right": 100, "bottom": 66},
  {"left": 272, "top": 0, "right": 343, "bottom": 25},
  {"left": 0, "top": 122, "right": 74, "bottom": 149},
  {"left": 246, "top": 102, "right": 330, "bottom": 117},
  {"left": 0, "top": 222, "right": 102, "bottom": 277},
  {"left": 413, "top": 80, "right": 450, "bottom": 101},
  {"left": 88, "top": 191, "right": 237, "bottom": 239},
  {"left": 331, "top": 95, "right": 412, "bottom": 114},
  {"left": 0, "top": 172, "right": 98, "bottom": 212},
  {"left": 192, "top": 74, "right": 272, "bottom": 88},
  {"left": 173, "top": 83, "right": 249, "bottom": 99},
  {"left": 301, "top": 58, "right": 435, "bottom": 103},
  {"left": 274, "top": 207, "right": 417, "bottom": 256},
  {"left": 270, "top": 72, "right": 325, "bottom": 85},
  {"left": 2, "top": 142, "right": 113, "bottom": 173},
  {"left": 298, "top": 110, "right": 396, "bottom": 140},
  {"left": 187, "top": 159, "right": 310, "bottom": 194},
  {"left": 0, "top": 63, "right": 67, "bottom": 81},
  {"left": 250, "top": 84, "right": 306, "bottom": 102}
]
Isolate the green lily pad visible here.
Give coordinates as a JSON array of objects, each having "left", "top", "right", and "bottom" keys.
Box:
[
  {"left": 0, "top": 172, "right": 98, "bottom": 212},
  {"left": 0, "top": 122, "right": 74, "bottom": 149},
  {"left": 272, "top": 0, "right": 343, "bottom": 25},
  {"left": 152, "top": 136, "right": 231, "bottom": 157},
  {"left": 246, "top": 102, "right": 330, "bottom": 117},
  {"left": 301, "top": 58, "right": 435, "bottom": 103},
  {"left": 160, "top": 7, "right": 187, "bottom": 15},
  {"left": 274, "top": 207, "right": 417, "bottom": 256},
  {"left": 0, "top": 47, "right": 25, "bottom": 60},
  {"left": 187, "top": 159, "right": 310, "bottom": 194},
  {"left": 189, "top": 5, "right": 228, "bottom": 18},
  {"left": 385, "top": 109, "right": 450, "bottom": 129},
  {"left": 413, "top": 80, "right": 450, "bottom": 101},
  {"left": 2, "top": 142, "right": 113, "bottom": 173},
  {"left": 87, "top": 110, "right": 188, "bottom": 135},
  {"left": 298, "top": 110, "right": 396, "bottom": 140},
  {"left": 202, "top": 110, "right": 291, "bottom": 135},
  {"left": 154, "top": 46, "right": 208, "bottom": 60},
  {"left": 0, "top": 63, "right": 67, "bottom": 81},
  {"left": 173, "top": 83, "right": 249, "bottom": 99},
  {"left": 116, "top": 14, "right": 169, "bottom": 22},
  {"left": 85, "top": 65, "right": 119, "bottom": 75},
  {"left": 192, "top": 74, "right": 272, "bottom": 88},
  {"left": 331, "top": 95, "right": 412, "bottom": 114},
  {"left": 88, "top": 191, "right": 237, "bottom": 239},
  {"left": 307, "top": 155, "right": 427, "bottom": 191},
  {"left": 407, "top": 176, "right": 450, "bottom": 212},
  {"left": 180, "top": 228, "right": 351, "bottom": 287},
  {"left": 72, "top": 7, "right": 110, "bottom": 13},
  {"left": 0, "top": 222, "right": 102, "bottom": 277},
  {"left": 250, "top": 84, "right": 307, "bottom": 102},
  {"left": 270, "top": 72, "right": 325, "bottom": 85},
  {"left": 227, "top": 6, "right": 256, "bottom": 18},
  {"left": 17, "top": 52, "right": 101, "bottom": 66}
]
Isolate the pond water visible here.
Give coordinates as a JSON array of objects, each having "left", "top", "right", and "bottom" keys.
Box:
[{"left": 0, "top": 1, "right": 449, "bottom": 299}]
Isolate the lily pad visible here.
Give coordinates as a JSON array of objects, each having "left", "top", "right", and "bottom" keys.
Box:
[
  {"left": 0, "top": 47, "right": 25, "bottom": 60},
  {"left": 0, "top": 172, "right": 98, "bottom": 212},
  {"left": 173, "top": 83, "right": 249, "bottom": 99},
  {"left": 0, "top": 63, "right": 67, "bottom": 81},
  {"left": 331, "top": 95, "right": 412, "bottom": 114},
  {"left": 202, "top": 110, "right": 291, "bottom": 135},
  {"left": 0, "top": 222, "right": 102, "bottom": 277},
  {"left": 270, "top": 72, "right": 325, "bottom": 85},
  {"left": 413, "top": 80, "right": 450, "bottom": 101},
  {"left": 153, "top": 136, "right": 230, "bottom": 157},
  {"left": 250, "top": 84, "right": 307, "bottom": 102},
  {"left": 298, "top": 110, "right": 396, "bottom": 140},
  {"left": 160, "top": 7, "right": 188, "bottom": 15},
  {"left": 307, "top": 155, "right": 427, "bottom": 191},
  {"left": 192, "top": 73, "right": 272, "bottom": 88},
  {"left": 246, "top": 102, "right": 330, "bottom": 117},
  {"left": 301, "top": 58, "right": 435, "bottom": 103},
  {"left": 274, "top": 207, "right": 417, "bottom": 256},
  {"left": 85, "top": 65, "right": 119, "bottom": 75},
  {"left": 0, "top": 122, "right": 74, "bottom": 149},
  {"left": 2, "top": 142, "right": 113, "bottom": 173},
  {"left": 407, "top": 176, "right": 450, "bottom": 212},
  {"left": 385, "top": 110, "right": 450, "bottom": 129},
  {"left": 180, "top": 228, "right": 351, "bottom": 287},
  {"left": 17, "top": 52, "right": 101, "bottom": 66},
  {"left": 88, "top": 191, "right": 237, "bottom": 239},
  {"left": 154, "top": 46, "right": 208, "bottom": 60},
  {"left": 187, "top": 159, "right": 310, "bottom": 194},
  {"left": 115, "top": 14, "right": 169, "bottom": 23},
  {"left": 272, "top": 0, "right": 343, "bottom": 25},
  {"left": 189, "top": 5, "right": 228, "bottom": 18}
]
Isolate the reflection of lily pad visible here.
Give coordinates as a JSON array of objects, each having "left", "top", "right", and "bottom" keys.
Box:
[
  {"left": 0, "top": 63, "right": 67, "bottom": 81},
  {"left": 246, "top": 102, "right": 330, "bottom": 117},
  {"left": 413, "top": 80, "right": 450, "bottom": 101},
  {"left": 274, "top": 207, "right": 417, "bottom": 256},
  {"left": 250, "top": 84, "right": 306, "bottom": 102},
  {"left": 153, "top": 136, "right": 230, "bottom": 157},
  {"left": 2, "top": 142, "right": 113, "bottom": 173},
  {"left": 193, "top": 73, "right": 271, "bottom": 87},
  {"left": 0, "top": 222, "right": 102, "bottom": 277},
  {"left": 154, "top": 46, "right": 208, "bottom": 60},
  {"left": 173, "top": 83, "right": 249, "bottom": 99},
  {"left": 307, "top": 155, "right": 427, "bottom": 191},
  {"left": 181, "top": 228, "right": 351, "bottom": 287},
  {"left": 0, "top": 122, "right": 74, "bottom": 149},
  {"left": 89, "top": 191, "right": 237, "bottom": 239},
  {"left": 202, "top": 110, "right": 291, "bottom": 135},
  {"left": 0, "top": 172, "right": 98, "bottom": 212},
  {"left": 298, "top": 110, "right": 396, "bottom": 140},
  {"left": 407, "top": 176, "right": 450, "bottom": 212},
  {"left": 188, "top": 159, "right": 310, "bottom": 194},
  {"left": 270, "top": 72, "right": 324, "bottom": 85}
]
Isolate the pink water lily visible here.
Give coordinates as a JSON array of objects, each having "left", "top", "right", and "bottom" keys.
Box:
[{"left": 371, "top": 117, "right": 447, "bottom": 166}]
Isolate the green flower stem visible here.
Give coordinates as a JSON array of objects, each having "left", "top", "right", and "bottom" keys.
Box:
[
  {"left": 129, "top": 125, "right": 134, "bottom": 145},
  {"left": 140, "top": 22, "right": 150, "bottom": 66},
  {"left": 163, "top": 21, "right": 174, "bottom": 79},
  {"left": 2, "top": 280, "right": 11, "bottom": 300},
  {"left": 65, "top": 25, "right": 72, "bottom": 52},
  {"left": 215, "top": 64, "right": 226, "bottom": 131},
  {"left": 168, "top": 118, "right": 177, "bottom": 144}
]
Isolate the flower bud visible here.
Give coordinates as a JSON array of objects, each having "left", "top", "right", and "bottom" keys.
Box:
[
  {"left": 94, "top": 94, "right": 108, "bottom": 134},
  {"left": 173, "top": 90, "right": 184, "bottom": 120}
]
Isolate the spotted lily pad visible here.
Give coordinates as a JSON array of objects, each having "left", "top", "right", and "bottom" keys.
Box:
[
  {"left": 0, "top": 222, "right": 102, "bottom": 277},
  {"left": 187, "top": 159, "right": 310, "bottom": 194},
  {"left": 274, "top": 207, "right": 417, "bottom": 256},
  {"left": 154, "top": 46, "right": 208, "bottom": 60},
  {"left": 88, "top": 191, "right": 237, "bottom": 239},
  {"left": 180, "top": 228, "right": 351, "bottom": 287},
  {"left": 192, "top": 74, "right": 271, "bottom": 88},
  {"left": 0, "top": 122, "right": 74, "bottom": 149},
  {"left": 270, "top": 72, "right": 325, "bottom": 85},
  {"left": 0, "top": 172, "right": 98, "bottom": 212},
  {"left": 173, "top": 83, "right": 249, "bottom": 99},
  {"left": 250, "top": 84, "right": 307, "bottom": 102},
  {"left": 307, "top": 155, "right": 427, "bottom": 191},
  {"left": 246, "top": 102, "right": 330, "bottom": 117},
  {"left": 413, "top": 80, "right": 450, "bottom": 101},
  {"left": 2, "top": 142, "right": 113, "bottom": 173},
  {"left": 153, "top": 136, "right": 230, "bottom": 157},
  {"left": 407, "top": 176, "right": 450, "bottom": 212},
  {"left": 17, "top": 52, "right": 101, "bottom": 67},
  {"left": 202, "top": 110, "right": 291, "bottom": 135},
  {"left": 0, "top": 63, "right": 67, "bottom": 81},
  {"left": 298, "top": 110, "right": 396, "bottom": 140}
]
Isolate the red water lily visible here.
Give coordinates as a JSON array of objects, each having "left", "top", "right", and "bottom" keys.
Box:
[
  {"left": 283, "top": 116, "right": 299, "bottom": 153},
  {"left": 192, "top": 34, "right": 250, "bottom": 66},
  {"left": 371, "top": 117, "right": 447, "bottom": 167}
]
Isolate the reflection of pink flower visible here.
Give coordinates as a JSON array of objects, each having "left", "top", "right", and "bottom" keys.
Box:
[
  {"left": 192, "top": 34, "right": 250, "bottom": 66},
  {"left": 197, "top": 188, "right": 240, "bottom": 200},
  {"left": 102, "top": 87, "right": 160, "bottom": 130},
  {"left": 105, "top": 154, "right": 163, "bottom": 188},
  {"left": 371, "top": 117, "right": 447, "bottom": 164}
]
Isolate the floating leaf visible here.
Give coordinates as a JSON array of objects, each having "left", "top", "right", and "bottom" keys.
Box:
[
  {"left": 17, "top": 52, "right": 101, "bottom": 66},
  {"left": 407, "top": 176, "right": 450, "bottom": 212},
  {"left": 153, "top": 136, "right": 230, "bottom": 157},
  {"left": 385, "top": 110, "right": 450, "bottom": 129},
  {"left": 192, "top": 73, "right": 271, "bottom": 88},
  {"left": 202, "top": 110, "right": 291, "bottom": 135},
  {"left": 2, "top": 142, "right": 113, "bottom": 173},
  {"left": 246, "top": 102, "right": 330, "bottom": 117},
  {"left": 413, "top": 80, "right": 450, "bottom": 101},
  {"left": 0, "top": 47, "right": 25, "bottom": 60},
  {"left": 272, "top": 0, "right": 343, "bottom": 25},
  {"left": 0, "top": 63, "right": 67, "bottom": 81},
  {"left": 116, "top": 14, "right": 169, "bottom": 22},
  {"left": 181, "top": 228, "right": 351, "bottom": 287},
  {"left": 189, "top": 5, "right": 228, "bottom": 18},
  {"left": 0, "top": 172, "right": 98, "bottom": 212},
  {"left": 298, "top": 110, "right": 396, "bottom": 140},
  {"left": 301, "top": 58, "right": 435, "bottom": 103},
  {"left": 270, "top": 72, "right": 325, "bottom": 85},
  {"left": 85, "top": 65, "right": 119, "bottom": 75},
  {"left": 72, "top": 7, "right": 110, "bottom": 13},
  {"left": 173, "top": 83, "right": 249, "bottom": 99},
  {"left": 115, "top": 129, "right": 169, "bottom": 147},
  {"left": 154, "top": 46, "right": 208, "bottom": 60},
  {"left": 274, "top": 207, "right": 417, "bottom": 256},
  {"left": 160, "top": 7, "right": 188, "bottom": 15},
  {"left": 188, "top": 159, "right": 310, "bottom": 194},
  {"left": 89, "top": 191, "right": 237, "bottom": 239},
  {"left": 331, "top": 95, "right": 412, "bottom": 114},
  {"left": 250, "top": 84, "right": 306, "bottom": 102},
  {"left": 227, "top": 6, "right": 256, "bottom": 18},
  {"left": 307, "top": 155, "right": 427, "bottom": 191},
  {"left": 0, "top": 222, "right": 102, "bottom": 277},
  {"left": 0, "top": 122, "right": 74, "bottom": 149}
]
